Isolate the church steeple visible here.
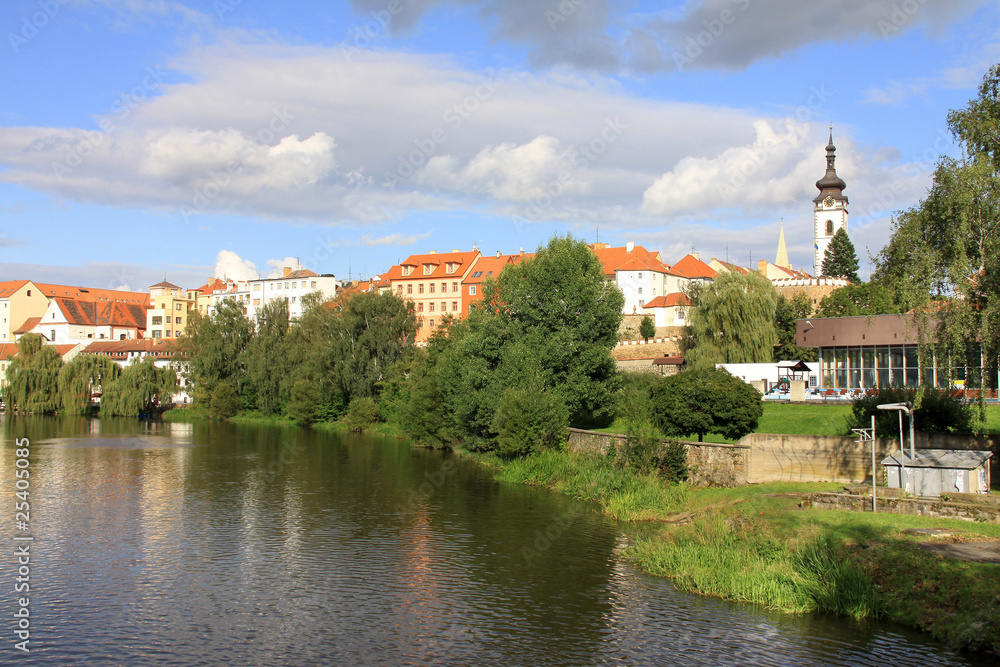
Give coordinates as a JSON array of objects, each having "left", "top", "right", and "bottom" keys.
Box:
[
  {"left": 775, "top": 223, "right": 790, "bottom": 270},
  {"left": 813, "top": 126, "right": 848, "bottom": 204}
]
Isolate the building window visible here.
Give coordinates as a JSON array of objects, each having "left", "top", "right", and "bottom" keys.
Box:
[
  {"left": 176, "top": 303, "right": 183, "bottom": 310},
  {"left": 469, "top": 285, "right": 477, "bottom": 295},
  {"left": 26, "top": 290, "right": 31, "bottom": 296},
  {"left": 311, "top": 281, "right": 317, "bottom": 288},
  {"left": 254, "top": 299, "right": 260, "bottom": 306},
  {"left": 152, "top": 330, "right": 162, "bottom": 338},
  {"left": 166, "top": 330, "right": 172, "bottom": 337},
  {"left": 429, "top": 302, "right": 435, "bottom": 312},
  {"left": 418, "top": 303, "right": 424, "bottom": 312},
  {"left": 638, "top": 273, "right": 643, "bottom": 279},
  {"left": 254, "top": 284, "right": 261, "bottom": 291},
  {"left": 452, "top": 301, "right": 458, "bottom": 311},
  {"left": 176, "top": 317, "right": 183, "bottom": 325},
  {"left": 152, "top": 316, "right": 162, "bottom": 325},
  {"left": 291, "top": 282, "right": 297, "bottom": 289},
  {"left": 638, "top": 287, "right": 643, "bottom": 295},
  {"left": 419, "top": 284, "right": 425, "bottom": 294},
  {"left": 166, "top": 316, "right": 172, "bottom": 323},
  {"left": 826, "top": 219, "right": 834, "bottom": 235},
  {"left": 397, "top": 285, "right": 403, "bottom": 295},
  {"left": 407, "top": 284, "right": 412, "bottom": 294},
  {"left": 423, "top": 264, "right": 433, "bottom": 275},
  {"left": 429, "top": 319, "right": 435, "bottom": 328},
  {"left": 441, "top": 302, "right": 446, "bottom": 312},
  {"left": 639, "top": 299, "right": 645, "bottom": 307},
  {"left": 430, "top": 283, "right": 436, "bottom": 293},
  {"left": 441, "top": 283, "right": 446, "bottom": 293},
  {"left": 677, "top": 309, "right": 685, "bottom": 320},
  {"left": 290, "top": 296, "right": 296, "bottom": 302},
  {"left": 452, "top": 282, "right": 458, "bottom": 292}
]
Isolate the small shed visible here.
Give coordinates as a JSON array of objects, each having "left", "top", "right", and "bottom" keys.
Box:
[
  {"left": 881, "top": 449, "right": 992, "bottom": 497},
  {"left": 652, "top": 356, "right": 685, "bottom": 377}
]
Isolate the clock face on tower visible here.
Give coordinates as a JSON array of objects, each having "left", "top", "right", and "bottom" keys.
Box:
[{"left": 823, "top": 196, "right": 835, "bottom": 208}]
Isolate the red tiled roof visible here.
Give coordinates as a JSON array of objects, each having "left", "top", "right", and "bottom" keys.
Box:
[
  {"left": 642, "top": 293, "right": 692, "bottom": 309},
  {"left": 14, "top": 317, "right": 42, "bottom": 335},
  {"left": 671, "top": 255, "right": 716, "bottom": 279},
  {"left": 384, "top": 251, "right": 481, "bottom": 282},
  {"left": 54, "top": 298, "right": 147, "bottom": 329},
  {"left": 193, "top": 278, "right": 229, "bottom": 295},
  {"left": 590, "top": 244, "right": 681, "bottom": 277},
  {"left": 0, "top": 280, "right": 31, "bottom": 298},
  {"left": 83, "top": 339, "right": 176, "bottom": 356},
  {"left": 0, "top": 343, "right": 18, "bottom": 360},
  {"left": 713, "top": 260, "right": 750, "bottom": 275},
  {"left": 464, "top": 255, "right": 516, "bottom": 285},
  {"left": 31, "top": 283, "right": 150, "bottom": 306}
]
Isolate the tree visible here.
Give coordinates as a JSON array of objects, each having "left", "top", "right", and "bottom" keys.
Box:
[
  {"left": 491, "top": 382, "right": 569, "bottom": 457},
  {"left": 874, "top": 64, "right": 1000, "bottom": 431},
  {"left": 639, "top": 315, "right": 656, "bottom": 342},
  {"left": 650, "top": 367, "right": 762, "bottom": 442},
  {"left": 816, "top": 282, "right": 901, "bottom": 318},
  {"left": 847, "top": 387, "right": 971, "bottom": 437},
  {"left": 101, "top": 357, "right": 177, "bottom": 416},
  {"left": 177, "top": 299, "right": 254, "bottom": 406},
  {"left": 773, "top": 293, "right": 817, "bottom": 362},
  {"left": 58, "top": 354, "right": 121, "bottom": 415},
  {"left": 3, "top": 334, "right": 63, "bottom": 414},
  {"left": 684, "top": 270, "right": 778, "bottom": 367},
  {"left": 821, "top": 227, "right": 861, "bottom": 283},
  {"left": 244, "top": 299, "right": 291, "bottom": 415}
]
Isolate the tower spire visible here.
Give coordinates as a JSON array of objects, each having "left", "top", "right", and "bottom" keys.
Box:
[{"left": 775, "top": 220, "right": 790, "bottom": 269}]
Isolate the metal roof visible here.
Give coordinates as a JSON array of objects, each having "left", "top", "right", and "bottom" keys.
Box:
[{"left": 880, "top": 449, "right": 993, "bottom": 470}]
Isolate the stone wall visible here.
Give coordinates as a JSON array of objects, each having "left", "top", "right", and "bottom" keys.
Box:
[
  {"left": 810, "top": 492, "right": 1000, "bottom": 523},
  {"left": 565, "top": 428, "right": 749, "bottom": 487}
]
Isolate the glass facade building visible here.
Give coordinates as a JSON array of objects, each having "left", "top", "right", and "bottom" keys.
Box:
[{"left": 818, "top": 344, "right": 998, "bottom": 390}]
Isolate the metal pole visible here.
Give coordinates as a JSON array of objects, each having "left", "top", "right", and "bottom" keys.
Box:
[
  {"left": 871, "top": 415, "right": 877, "bottom": 513},
  {"left": 909, "top": 403, "right": 916, "bottom": 461},
  {"left": 898, "top": 411, "right": 906, "bottom": 493}
]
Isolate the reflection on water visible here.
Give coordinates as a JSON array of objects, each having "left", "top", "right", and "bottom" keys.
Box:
[{"left": 0, "top": 416, "right": 989, "bottom": 666}]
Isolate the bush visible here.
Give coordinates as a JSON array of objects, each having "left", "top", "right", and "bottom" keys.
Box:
[
  {"left": 491, "top": 385, "right": 569, "bottom": 458},
  {"left": 344, "top": 396, "right": 381, "bottom": 433},
  {"left": 651, "top": 368, "right": 763, "bottom": 442},
  {"left": 847, "top": 387, "right": 972, "bottom": 436},
  {"left": 209, "top": 381, "right": 242, "bottom": 419},
  {"left": 286, "top": 379, "right": 321, "bottom": 426}
]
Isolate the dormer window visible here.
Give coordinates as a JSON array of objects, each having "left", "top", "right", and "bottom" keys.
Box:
[
  {"left": 423, "top": 264, "right": 433, "bottom": 275},
  {"left": 446, "top": 263, "right": 456, "bottom": 274},
  {"left": 402, "top": 266, "right": 412, "bottom": 276}
]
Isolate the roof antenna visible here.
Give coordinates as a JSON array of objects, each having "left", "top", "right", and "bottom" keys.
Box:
[{"left": 596, "top": 227, "right": 599, "bottom": 243}]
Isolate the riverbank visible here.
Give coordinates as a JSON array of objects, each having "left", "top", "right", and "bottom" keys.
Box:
[{"left": 471, "top": 447, "right": 1000, "bottom": 656}]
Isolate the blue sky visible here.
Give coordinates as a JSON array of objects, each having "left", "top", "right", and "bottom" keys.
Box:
[{"left": 1, "top": 0, "right": 998, "bottom": 290}]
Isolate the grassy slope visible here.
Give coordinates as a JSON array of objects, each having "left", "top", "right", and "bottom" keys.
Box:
[{"left": 476, "top": 448, "right": 1000, "bottom": 654}]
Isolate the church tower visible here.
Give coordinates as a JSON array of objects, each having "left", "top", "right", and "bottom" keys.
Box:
[{"left": 813, "top": 126, "right": 848, "bottom": 276}]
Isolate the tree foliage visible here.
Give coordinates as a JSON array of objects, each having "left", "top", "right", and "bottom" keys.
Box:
[
  {"left": 650, "top": 367, "right": 762, "bottom": 442},
  {"left": 684, "top": 270, "right": 778, "bottom": 367},
  {"left": 846, "top": 387, "right": 972, "bottom": 437},
  {"left": 773, "top": 292, "right": 818, "bottom": 362},
  {"left": 58, "top": 354, "right": 121, "bottom": 415},
  {"left": 874, "top": 64, "right": 1000, "bottom": 430},
  {"left": 816, "top": 282, "right": 902, "bottom": 318},
  {"left": 101, "top": 357, "right": 177, "bottom": 416},
  {"left": 639, "top": 315, "right": 655, "bottom": 342},
  {"left": 821, "top": 227, "right": 861, "bottom": 283},
  {"left": 3, "top": 334, "right": 63, "bottom": 414}
]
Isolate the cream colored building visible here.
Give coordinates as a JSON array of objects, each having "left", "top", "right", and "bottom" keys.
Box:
[{"left": 146, "top": 281, "right": 197, "bottom": 339}]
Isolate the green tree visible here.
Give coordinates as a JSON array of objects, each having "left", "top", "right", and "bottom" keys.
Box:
[
  {"left": 244, "top": 299, "right": 291, "bottom": 415},
  {"left": 874, "top": 65, "right": 1000, "bottom": 430},
  {"left": 3, "top": 334, "right": 63, "bottom": 414},
  {"left": 58, "top": 354, "right": 122, "bottom": 415},
  {"left": 684, "top": 270, "right": 778, "bottom": 367},
  {"left": 101, "top": 357, "right": 177, "bottom": 416},
  {"left": 847, "top": 387, "right": 971, "bottom": 437},
  {"left": 491, "top": 382, "right": 569, "bottom": 457},
  {"left": 639, "top": 315, "right": 656, "bottom": 342},
  {"left": 773, "top": 293, "right": 818, "bottom": 362},
  {"left": 651, "top": 367, "right": 762, "bottom": 442},
  {"left": 816, "top": 282, "right": 901, "bottom": 318},
  {"left": 821, "top": 227, "right": 861, "bottom": 283},
  {"left": 177, "top": 299, "right": 254, "bottom": 406}
]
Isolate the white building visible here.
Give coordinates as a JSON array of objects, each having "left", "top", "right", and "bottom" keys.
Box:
[
  {"left": 591, "top": 242, "right": 689, "bottom": 315},
  {"left": 246, "top": 267, "right": 337, "bottom": 321},
  {"left": 20, "top": 296, "right": 146, "bottom": 345},
  {"left": 813, "top": 128, "right": 849, "bottom": 276}
]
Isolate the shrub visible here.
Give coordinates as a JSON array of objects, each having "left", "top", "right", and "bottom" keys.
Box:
[
  {"left": 491, "top": 385, "right": 569, "bottom": 458},
  {"left": 610, "top": 423, "right": 689, "bottom": 483},
  {"left": 847, "top": 387, "right": 971, "bottom": 436},
  {"left": 344, "top": 396, "right": 381, "bottom": 433},
  {"left": 209, "top": 381, "right": 242, "bottom": 419}
]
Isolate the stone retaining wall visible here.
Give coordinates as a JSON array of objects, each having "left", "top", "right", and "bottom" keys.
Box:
[
  {"left": 565, "top": 428, "right": 750, "bottom": 487},
  {"left": 810, "top": 492, "right": 1000, "bottom": 523}
]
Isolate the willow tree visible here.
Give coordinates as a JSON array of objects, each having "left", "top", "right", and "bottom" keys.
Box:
[
  {"left": 101, "top": 357, "right": 178, "bottom": 416},
  {"left": 684, "top": 270, "right": 778, "bottom": 367},
  {"left": 874, "top": 64, "right": 1000, "bottom": 431},
  {"left": 58, "top": 354, "right": 122, "bottom": 415},
  {"left": 3, "top": 334, "right": 63, "bottom": 414}
]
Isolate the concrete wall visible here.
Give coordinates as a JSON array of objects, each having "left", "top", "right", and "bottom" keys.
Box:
[{"left": 810, "top": 492, "right": 1000, "bottom": 523}]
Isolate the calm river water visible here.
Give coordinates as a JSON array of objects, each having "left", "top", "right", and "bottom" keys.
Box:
[{"left": 0, "top": 416, "right": 989, "bottom": 666}]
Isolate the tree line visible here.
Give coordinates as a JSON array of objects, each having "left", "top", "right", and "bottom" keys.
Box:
[{"left": 3, "top": 333, "right": 177, "bottom": 416}]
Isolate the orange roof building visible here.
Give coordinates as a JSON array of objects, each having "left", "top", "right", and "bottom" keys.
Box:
[
  {"left": 670, "top": 253, "right": 717, "bottom": 282},
  {"left": 589, "top": 242, "right": 689, "bottom": 315}
]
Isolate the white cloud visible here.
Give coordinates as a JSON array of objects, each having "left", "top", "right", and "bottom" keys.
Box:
[
  {"left": 214, "top": 249, "right": 258, "bottom": 281},
  {"left": 265, "top": 257, "right": 303, "bottom": 278},
  {"left": 359, "top": 231, "right": 433, "bottom": 246}
]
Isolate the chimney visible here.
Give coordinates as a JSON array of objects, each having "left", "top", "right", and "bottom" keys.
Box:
[
  {"left": 451, "top": 249, "right": 460, "bottom": 253},
  {"left": 496, "top": 250, "right": 501, "bottom": 258},
  {"left": 758, "top": 259, "right": 768, "bottom": 274},
  {"left": 692, "top": 252, "right": 699, "bottom": 260},
  {"left": 283, "top": 267, "right": 292, "bottom": 278},
  {"left": 626, "top": 241, "right": 634, "bottom": 253},
  {"left": 428, "top": 250, "right": 437, "bottom": 254}
]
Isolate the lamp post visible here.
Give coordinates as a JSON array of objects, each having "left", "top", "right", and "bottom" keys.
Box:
[{"left": 877, "top": 402, "right": 915, "bottom": 493}]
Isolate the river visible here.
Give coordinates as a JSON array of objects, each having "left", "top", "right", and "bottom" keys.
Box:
[{"left": 0, "top": 416, "right": 988, "bottom": 666}]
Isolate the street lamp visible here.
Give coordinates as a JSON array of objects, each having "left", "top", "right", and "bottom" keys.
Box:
[{"left": 877, "top": 401, "right": 915, "bottom": 493}]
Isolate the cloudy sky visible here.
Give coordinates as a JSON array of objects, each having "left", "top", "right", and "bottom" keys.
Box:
[{"left": 1, "top": 0, "right": 997, "bottom": 290}]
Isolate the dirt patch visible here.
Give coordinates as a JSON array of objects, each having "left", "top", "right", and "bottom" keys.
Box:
[{"left": 916, "top": 540, "right": 1000, "bottom": 564}]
